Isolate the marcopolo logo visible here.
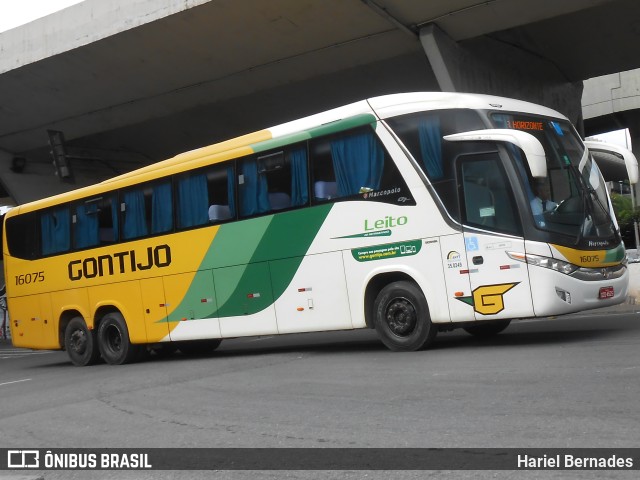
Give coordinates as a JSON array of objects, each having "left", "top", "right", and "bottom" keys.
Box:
[{"left": 68, "top": 244, "right": 172, "bottom": 281}]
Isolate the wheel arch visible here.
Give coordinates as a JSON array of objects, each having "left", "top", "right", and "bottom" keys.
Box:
[
  {"left": 92, "top": 300, "right": 146, "bottom": 344},
  {"left": 94, "top": 304, "right": 122, "bottom": 332}
]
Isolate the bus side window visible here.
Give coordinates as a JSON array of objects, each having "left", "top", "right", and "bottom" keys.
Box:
[
  {"left": 150, "top": 181, "right": 173, "bottom": 233},
  {"left": 5, "top": 212, "right": 39, "bottom": 259},
  {"left": 73, "top": 195, "right": 118, "bottom": 249},
  {"left": 459, "top": 153, "right": 521, "bottom": 235},
  {"left": 310, "top": 127, "right": 405, "bottom": 204},
  {"left": 206, "top": 164, "right": 235, "bottom": 224},
  {"left": 238, "top": 146, "right": 308, "bottom": 217},
  {"left": 122, "top": 181, "right": 173, "bottom": 239},
  {"left": 41, "top": 207, "right": 71, "bottom": 256},
  {"left": 310, "top": 137, "right": 340, "bottom": 203},
  {"left": 122, "top": 187, "right": 149, "bottom": 240},
  {"left": 176, "top": 171, "right": 209, "bottom": 229}
]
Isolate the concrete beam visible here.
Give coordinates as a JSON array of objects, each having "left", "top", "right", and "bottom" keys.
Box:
[
  {"left": 0, "top": 0, "right": 212, "bottom": 75},
  {"left": 418, "top": 24, "right": 584, "bottom": 126}
]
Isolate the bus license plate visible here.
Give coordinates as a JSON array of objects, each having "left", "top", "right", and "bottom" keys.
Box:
[{"left": 599, "top": 287, "right": 614, "bottom": 299}]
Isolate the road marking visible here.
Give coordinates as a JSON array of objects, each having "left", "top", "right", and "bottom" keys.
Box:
[
  {"left": 0, "top": 349, "right": 55, "bottom": 359},
  {"left": 0, "top": 378, "right": 31, "bottom": 387}
]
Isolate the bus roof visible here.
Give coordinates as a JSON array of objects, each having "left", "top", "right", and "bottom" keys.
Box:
[{"left": 7, "top": 92, "right": 568, "bottom": 216}]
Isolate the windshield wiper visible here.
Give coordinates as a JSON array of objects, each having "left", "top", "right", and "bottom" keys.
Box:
[{"left": 572, "top": 161, "right": 614, "bottom": 245}]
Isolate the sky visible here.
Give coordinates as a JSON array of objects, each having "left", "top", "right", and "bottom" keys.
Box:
[{"left": 0, "top": 0, "right": 84, "bottom": 33}]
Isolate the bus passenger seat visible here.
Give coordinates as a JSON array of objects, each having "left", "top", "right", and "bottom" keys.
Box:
[
  {"left": 314, "top": 181, "right": 337, "bottom": 200},
  {"left": 268, "top": 192, "right": 291, "bottom": 210},
  {"left": 208, "top": 204, "right": 232, "bottom": 222}
]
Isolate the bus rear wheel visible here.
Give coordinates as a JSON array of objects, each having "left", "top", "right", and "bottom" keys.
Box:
[
  {"left": 373, "top": 281, "right": 436, "bottom": 351},
  {"left": 463, "top": 320, "right": 511, "bottom": 337},
  {"left": 97, "top": 312, "right": 140, "bottom": 365},
  {"left": 65, "top": 317, "right": 101, "bottom": 366}
]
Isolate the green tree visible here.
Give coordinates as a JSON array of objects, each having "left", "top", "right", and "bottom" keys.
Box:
[{"left": 611, "top": 192, "right": 640, "bottom": 248}]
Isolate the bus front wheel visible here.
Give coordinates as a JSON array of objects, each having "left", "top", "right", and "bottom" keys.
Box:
[
  {"left": 373, "top": 281, "right": 436, "bottom": 351},
  {"left": 64, "top": 316, "right": 100, "bottom": 366},
  {"left": 97, "top": 312, "right": 140, "bottom": 365}
]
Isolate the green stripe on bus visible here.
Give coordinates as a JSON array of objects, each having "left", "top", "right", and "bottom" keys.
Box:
[
  {"left": 604, "top": 243, "right": 625, "bottom": 263},
  {"left": 213, "top": 204, "right": 332, "bottom": 317},
  {"left": 250, "top": 114, "right": 377, "bottom": 153},
  {"left": 167, "top": 204, "right": 333, "bottom": 322}
]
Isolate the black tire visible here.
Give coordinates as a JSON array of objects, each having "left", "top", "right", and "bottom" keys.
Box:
[
  {"left": 463, "top": 319, "right": 511, "bottom": 337},
  {"left": 177, "top": 339, "right": 222, "bottom": 356},
  {"left": 97, "top": 312, "right": 140, "bottom": 365},
  {"left": 373, "top": 281, "right": 436, "bottom": 351},
  {"left": 64, "top": 316, "right": 100, "bottom": 366}
]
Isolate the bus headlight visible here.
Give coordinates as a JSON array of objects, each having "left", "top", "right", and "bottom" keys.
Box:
[{"left": 507, "top": 252, "right": 578, "bottom": 275}]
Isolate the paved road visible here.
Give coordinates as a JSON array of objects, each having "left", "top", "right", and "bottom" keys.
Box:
[{"left": 1, "top": 310, "right": 639, "bottom": 480}]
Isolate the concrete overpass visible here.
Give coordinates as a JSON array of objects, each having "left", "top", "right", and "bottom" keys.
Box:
[
  {"left": 1, "top": 0, "right": 640, "bottom": 204},
  {"left": 583, "top": 68, "right": 640, "bottom": 155}
]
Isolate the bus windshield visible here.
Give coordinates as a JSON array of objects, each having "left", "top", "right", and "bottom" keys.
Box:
[{"left": 491, "top": 113, "right": 617, "bottom": 245}]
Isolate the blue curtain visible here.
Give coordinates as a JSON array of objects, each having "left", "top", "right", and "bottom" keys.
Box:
[
  {"left": 41, "top": 207, "right": 70, "bottom": 255},
  {"left": 123, "top": 190, "right": 148, "bottom": 239},
  {"left": 331, "top": 131, "right": 384, "bottom": 196},
  {"left": 227, "top": 166, "right": 236, "bottom": 218},
  {"left": 239, "top": 159, "right": 269, "bottom": 216},
  {"left": 290, "top": 147, "right": 308, "bottom": 206},
  {"left": 152, "top": 182, "right": 173, "bottom": 234},
  {"left": 177, "top": 173, "right": 208, "bottom": 228},
  {"left": 418, "top": 116, "right": 444, "bottom": 180},
  {"left": 74, "top": 203, "right": 99, "bottom": 248}
]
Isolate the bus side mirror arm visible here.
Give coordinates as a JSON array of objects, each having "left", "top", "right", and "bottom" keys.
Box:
[{"left": 444, "top": 129, "right": 547, "bottom": 178}]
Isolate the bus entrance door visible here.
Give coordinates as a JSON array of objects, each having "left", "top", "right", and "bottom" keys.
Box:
[
  {"left": 462, "top": 232, "right": 533, "bottom": 321},
  {"left": 458, "top": 152, "right": 534, "bottom": 321}
]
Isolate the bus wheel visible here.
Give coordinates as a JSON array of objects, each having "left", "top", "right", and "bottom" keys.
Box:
[
  {"left": 463, "top": 320, "right": 511, "bottom": 337},
  {"left": 373, "top": 281, "right": 436, "bottom": 351},
  {"left": 177, "top": 339, "right": 222, "bottom": 356},
  {"left": 65, "top": 316, "right": 100, "bottom": 366},
  {"left": 97, "top": 312, "right": 139, "bottom": 365}
]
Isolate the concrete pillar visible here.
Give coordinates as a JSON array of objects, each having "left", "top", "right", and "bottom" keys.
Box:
[{"left": 419, "top": 24, "right": 584, "bottom": 127}]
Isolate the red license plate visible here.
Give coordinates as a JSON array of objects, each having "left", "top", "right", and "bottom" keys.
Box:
[{"left": 599, "top": 286, "right": 614, "bottom": 299}]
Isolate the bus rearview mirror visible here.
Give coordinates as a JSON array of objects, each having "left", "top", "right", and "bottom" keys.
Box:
[
  {"left": 584, "top": 140, "right": 639, "bottom": 185},
  {"left": 443, "top": 129, "right": 547, "bottom": 178}
]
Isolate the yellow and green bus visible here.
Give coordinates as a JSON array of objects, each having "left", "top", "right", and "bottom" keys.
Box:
[{"left": 3, "top": 92, "right": 635, "bottom": 365}]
